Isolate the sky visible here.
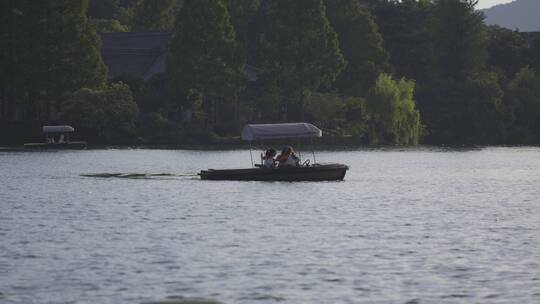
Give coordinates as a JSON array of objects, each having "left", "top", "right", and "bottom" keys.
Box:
[{"left": 476, "top": 0, "right": 515, "bottom": 9}]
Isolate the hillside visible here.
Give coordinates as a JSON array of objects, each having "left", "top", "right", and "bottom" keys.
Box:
[{"left": 482, "top": 0, "right": 540, "bottom": 32}]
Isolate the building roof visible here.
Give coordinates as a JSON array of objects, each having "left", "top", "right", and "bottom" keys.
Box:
[
  {"left": 100, "top": 31, "right": 259, "bottom": 81},
  {"left": 100, "top": 31, "right": 173, "bottom": 80}
]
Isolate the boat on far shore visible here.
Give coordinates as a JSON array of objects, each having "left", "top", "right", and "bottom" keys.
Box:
[
  {"left": 199, "top": 123, "right": 349, "bottom": 181},
  {"left": 24, "top": 125, "right": 87, "bottom": 150}
]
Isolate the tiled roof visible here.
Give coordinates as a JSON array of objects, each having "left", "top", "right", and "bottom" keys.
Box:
[
  {"left": 100, "top": 31, "right": 259, "bottom": 81},
  {"left": 100, "top": 31, "right": 173, "bottom": 80}
]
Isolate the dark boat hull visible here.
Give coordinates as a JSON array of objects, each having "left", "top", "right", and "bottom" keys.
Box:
[
  {"left": 23, "top": 141, "right": 87, "bottom": 150},
  {"left": 200, "top": 163, "right": 349, "bottom": 181}
]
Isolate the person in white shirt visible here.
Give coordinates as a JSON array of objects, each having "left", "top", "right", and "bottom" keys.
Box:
[{"left": 263, "top": 148, "right": 276, "bottom": 168}]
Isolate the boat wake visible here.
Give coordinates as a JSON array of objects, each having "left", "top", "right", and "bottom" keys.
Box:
[{"left": 80, "top": 172, "right": 198, "bottom": 179}]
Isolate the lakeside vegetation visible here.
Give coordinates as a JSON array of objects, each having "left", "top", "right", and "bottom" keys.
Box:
[{"left": 1, "top": 0, "right": 540, "bottom": 146}]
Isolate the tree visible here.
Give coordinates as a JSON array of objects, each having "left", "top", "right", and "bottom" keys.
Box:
[
  {"left": 227, "top": 0, "right": 260, "bottom": 62},
  {"left": 419, "top": 72, "right": 504, "bottom": 144},
  {"left": 503, "top": 67, "right": 540, "bottom": 143},
  {"left": 90, "top": 18, "right": 129, "bottom": 32},
  {"left": 0, "top": 0, "right": 23, "bottom": 119},
  {"left": 87, "top": 0, "right": 121, "bottom": 19},
  {"left": 343, "top": 95, "right": 369, "bottom": 141},
  {"left": 429, "top": 0, "right": 487, "bottom": 80},
  {"left": 531, "top": 35, "right": 540, "bottom": 74},
  {"left": 167, "top": 0, "right": 246, "bottom": 122},
  {"left": 460, "top": 72, "right": 505, "bottom": 144},
  {"left": 0, "top": 0, "right": 107, "bottom": 121},
  {"left": 131, "top": 0, "right": 179, "bottom": 31},
  {"left": 372, "top": 0, "right": 433, "bottom": 83},
  {"left": 246, "top": 72, "right": 282, "bottom": 121},
  {"left": 61, "top": 82, "right": 139, "bottom": 141},
  {"left": 365, "top": 74, "right": 422, "bottom": 145},
  {"left": 325, "top": 0, "right": 389, "bottom": 97},
  {"left": 304, "top": 92, "right": 346, "bottom": 130},
  {"left": 416, "top": 0, "right": 505, "bottom": 144},
  {"left": 49, "top": 1, "right": 108, "bottom": 108},
  {"left": 86, "top": 0, "right": 136, "bottom": 30},
  {"left": 257, "top": 0, "right": 345, "bottom": 120},
  {"left": 487, "top": 25, "right": 530, "bottom": 81}
]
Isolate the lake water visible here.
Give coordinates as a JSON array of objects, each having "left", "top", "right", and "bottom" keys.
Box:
[{"left": 1, "top": 147, "right": 540, "bottom": 304}]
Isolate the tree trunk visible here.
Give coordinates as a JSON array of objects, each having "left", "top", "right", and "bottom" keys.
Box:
[
  {"left": 234, "top": 94, "right": 239, "bottom": 122},
  {"left": 0, "top": 88, "right": 4, "bottom": 120},
  {"left": 45, "top": 94, "right": 51, "bottom": 122},
  {"left": 0, "top": 86, "right": 5, "bottom": 120},
  {"left": 7, "top": 86, "right": 14, "bottom": 121}
]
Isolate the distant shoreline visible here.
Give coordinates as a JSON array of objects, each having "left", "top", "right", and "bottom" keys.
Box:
[{"left": 1, "top": 143, "right": 538, "bottom": 153}]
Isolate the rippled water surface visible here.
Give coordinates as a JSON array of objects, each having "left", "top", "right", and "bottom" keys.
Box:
[{"left": 2, "top": 147, "right": 540, "bottom": 304}]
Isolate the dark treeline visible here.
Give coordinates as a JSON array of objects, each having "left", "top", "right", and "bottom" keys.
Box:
[{"left": 1, "top": 0, "right": 540, "bottom": 145}]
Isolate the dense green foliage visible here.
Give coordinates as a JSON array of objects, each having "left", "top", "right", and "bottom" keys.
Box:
[
  {"left": 90, "top": 18, "right": 129, "bottom": 33},
  {"left": 303, "top": 74, "right": 422, "bottom": 145},
  {"left": 88, "top": 0, "right": 121, "bottom": 19},
  {"left": 167, "top": 0, "right": 245, "bottom": 100},
  {"left": 227, "top": 0, "right": 260, "bottom": 62},
  {"left": 3, "top": 0, "right": 540, "bottom": 145},
  {"left": 487, "top": 26, "right": 529, "bottom": 81},
  {"left": 533, "top": 37, "right": 540, "bottom": 73},
  {"left": 304, "top": 92, "right": 347, "bottom": 130},
  {"left": 429, "top": 0, "right": 487, "bottom": 80},
  {"left": 503, "top": 67, "right": 540, "bottom": 144},
  {"left": 61, "top": 82, "right": 139, "bottom": 141},
  {"left": 365, "top": 74, "right": 421, "bottom": 145},
  {"left": 256, "top": 0, "right": 345, "bottom": 120},
  {"left": 87, "top": 0, "right": 134, "bottom": 32},
  {"left": 325, "top": 0, "right": 389, "bottom": 97},
  {"left": 131, "top": 0, "right": 179, "bottom": 31},
  {"left": 0, "top": 0, "right": 107, "bottom": 121},
  {"left": 372, "top": 0, "right": 432, "bottom": 82},
  {"left": 166, "top": 0, "right": 245, "bottom": 135},
  {"left": 418, "top": 0, "right": 502, "bottom": 144}
]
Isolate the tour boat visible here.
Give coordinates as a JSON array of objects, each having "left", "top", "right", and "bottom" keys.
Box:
[
  {"left": 199, "top": 123, "right": 349, "bottom": 181},
  {"left": 23, "top": 125, "right": 87, "bottom": 150}
]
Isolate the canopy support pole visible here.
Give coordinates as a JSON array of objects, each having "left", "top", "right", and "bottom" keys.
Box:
[
  {"left": 249, "top": 141, "right": 254, "bottom": 168},
  {"left": 311, "top": 137, "right": 316, "bottom": 164},
  {"left": 297, "top": 138, "right": 302, "bottom": 161}
]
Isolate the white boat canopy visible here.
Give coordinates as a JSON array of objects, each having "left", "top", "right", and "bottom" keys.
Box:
[
  {"left": 241, "top": 123, "right": 322, "bottom": 141},
  {"left": 42, "top": 125, "right": 75, "bottom": 133}
]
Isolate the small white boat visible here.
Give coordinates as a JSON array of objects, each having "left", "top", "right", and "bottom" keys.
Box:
[{"left": 24, "top": 125, "right": 87, "bottom": 149}]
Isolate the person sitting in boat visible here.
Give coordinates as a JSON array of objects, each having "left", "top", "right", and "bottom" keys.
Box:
[
  {"left": 276, "top": 146, "right": 300, "bottom": 167},
  {"left": 263, "top": 148, "right": 276, "bottom": 168}
]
